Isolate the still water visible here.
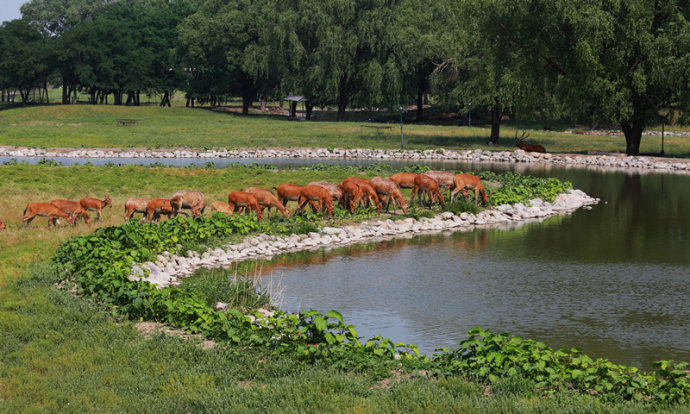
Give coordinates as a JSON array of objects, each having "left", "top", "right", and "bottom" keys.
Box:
[{"left": 252, "top": 164, "right": 690, "bottom": 369}]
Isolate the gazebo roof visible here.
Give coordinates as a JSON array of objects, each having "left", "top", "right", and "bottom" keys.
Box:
[{"left": 283, "top": 95, "right": 308, "bottom": 102}]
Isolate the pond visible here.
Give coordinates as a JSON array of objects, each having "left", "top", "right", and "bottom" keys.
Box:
[{"left": 248, "top": 164, "right": 690, "bottom": 369}]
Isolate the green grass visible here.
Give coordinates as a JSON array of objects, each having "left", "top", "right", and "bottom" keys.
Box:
[
  {"left": 1, "top": 104, "right": 689, "bottom": 156},
  {"left": 0, "top": 164, "right": 686, "bottom": 411}
]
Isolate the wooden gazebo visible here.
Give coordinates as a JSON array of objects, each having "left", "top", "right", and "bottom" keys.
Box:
[{"left": 283, "top": 96, "right": 309, "bottom": 118}]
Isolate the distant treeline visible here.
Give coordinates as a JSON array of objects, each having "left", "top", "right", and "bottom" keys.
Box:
[{"left": 1, "top": 0, "right": 689, "bottom": 155}]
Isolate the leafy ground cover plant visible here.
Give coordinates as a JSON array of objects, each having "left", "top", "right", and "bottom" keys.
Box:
[{"left": 52, "top": 197, "right": 689, "bottom": 405}]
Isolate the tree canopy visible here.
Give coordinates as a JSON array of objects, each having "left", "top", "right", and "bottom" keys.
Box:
[{"left": 1, "top": 0, "right": 689, "bottom": 154}]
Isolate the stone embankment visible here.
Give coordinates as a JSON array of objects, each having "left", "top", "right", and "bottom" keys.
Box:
[
  {"left": 2, "top": 145, "right": 690, "bottom": 173},
  {"left": 130, "top": 189, "right": 599, "bottom": 288}
]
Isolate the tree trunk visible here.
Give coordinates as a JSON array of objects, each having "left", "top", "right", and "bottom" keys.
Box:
[
  {"left": 337, "top": 93, "right": 349, "bottom": 122},
  {"left": 489, "top": 103, "right": 502, "bottom": 145},
  {"left": 290, "top": 101, "right": 297, "bottom": 117},
  {"left": 416, "top": 90, "right": 423, "bottom": 122},
  {"left": 620, "top": 97, "right": 645, "bottom": 156},
  {"left": 305, "top": 102, "right": 314, "bottom": 120},
  {"left": 159, "top": 91, "right": 171, "bottom": 107},
  {"left": 621, "top": 121, "right": 643, "bottom": 156},
  {"left": 242, "top": 94, "right": 252, "bottom": 115},
  {"left": 260, "top": 96, "right": 267, "bottom": 112},
  {"left": 62, "top": 81, "right": 68, "bottom": 104}
]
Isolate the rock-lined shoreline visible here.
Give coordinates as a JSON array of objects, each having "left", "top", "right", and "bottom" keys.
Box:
[
  {"left": 2, "top": 145, "right": 689, "bottom": 173},
  {"left": 130, "top": 189, "right": 599, "bottom": 288}
]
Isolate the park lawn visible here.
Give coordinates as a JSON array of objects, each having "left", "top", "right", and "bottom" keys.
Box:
[
  {"left": 0, "top": 164, "right": 683, "bottom": 412},
  {"left": 1, "top": 104, "right": 688, "bottom": 156}
]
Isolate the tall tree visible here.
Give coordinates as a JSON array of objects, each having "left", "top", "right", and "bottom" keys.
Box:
[
  {"left": 542, "top": 1, "right": 690, "bottom": 155},
  {"left": 269, "top": 0, "right": 402, "bottom": 121},
  {"left": 0, "top": 20, "right": 50, "bottom": 104},
  {"left": 179, "top": 0, "right": 267, "bottom": 114},
  {"left": 435, "top": 0, "right": 546, "bottom": 144}
]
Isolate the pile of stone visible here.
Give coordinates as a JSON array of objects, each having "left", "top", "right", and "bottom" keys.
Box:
[
  {"left": 3, "top": 145, "right": 689, "bottom": 173},
  {"left": 129, "top": 189, "right": 599, "bottom": 288}
]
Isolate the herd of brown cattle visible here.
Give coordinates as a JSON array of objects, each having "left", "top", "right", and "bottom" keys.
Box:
[{"left": 9, "top": 171, "right": 488, "bottom": 229}]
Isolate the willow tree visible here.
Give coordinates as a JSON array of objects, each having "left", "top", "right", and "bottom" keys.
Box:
[
  {"left": 268, "top": 0, "right": 402, "bottom": 121},
  {"left": 540, "top": 1, "right": 690, "bottom": 155},
  {"left": 434, "top": 0, "right": 547, "bottom": 144}
]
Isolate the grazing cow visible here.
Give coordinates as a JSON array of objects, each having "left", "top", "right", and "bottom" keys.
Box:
[
  {"left": 370, "top": 176, "right": 409, "bottom": 214},
  {"left": 297, "top": 185, "right": 333, "bottom": 219},
  {"left": 146, "top": 199, "right": 175, "bottom": 222},
  {"left": 411, "top": 174, "right": 445, "bottom": 207},
  {"left": 171, "top": 190, "right": 206, "bottom": 217},
  {"left": 210, "top": 201, "right": 235, "bottom": 215},
  {"left": 451, "top": 173, "right": 488, "bottom": 206},
  {"left": 125, "top": 198, "right": 149, "bottom": 221},
  {"left": 245, "top": 187, "right": 290, "bottom": 218},
  {"left": 228, "top": 191, "right": 263, "bottom": 221},
  {"left": 22, "top": 203, "right": 76, "bottom": 228},
  {"left": 80, "top": 195, "right": 112, "bottom": 221},
  {"left": 50, "top": 199, "right": 92, "bottom": 227}
]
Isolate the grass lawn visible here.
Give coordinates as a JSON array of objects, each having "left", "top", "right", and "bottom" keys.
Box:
[
  {"left": 1, "top": 103, "right": 688, "bottom": 157},
  {"left": 0, "top": 164, "right": 686, "bottom": 412}
]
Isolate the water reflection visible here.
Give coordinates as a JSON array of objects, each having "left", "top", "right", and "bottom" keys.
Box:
[{"left": 248, "top": 166, "right": 690, "bottom": 369}]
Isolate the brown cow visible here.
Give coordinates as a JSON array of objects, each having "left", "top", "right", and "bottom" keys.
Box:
[
  {"left": 50, "top": 199, "right": 92, "bottom": 227},
  {"left": 451, "top": 173, "right": 488, "bottom": 206},
  {"left": 297, "top": 185, "right": 333, "bottom": 219},
  {"left": 80, "top": 195, "right": 112, "bottom": 221},
  {"left": 370, "top": 176, "right": 409, "bottom": 214},
  {"left": 146, "top": 199, "right": 175, "bottom": 222},
  {"left": 22, "top": 203, "right": 76, "bottom": 228},
  {"left": 228, "top": 191, "right": 263, "bottom": 221},
  {"left": 245, "top": 187, "right": 290, "bottom": 218},
  {"left": 411, "top": 174, "right": 445, "bottom": 207},
  {"left": 171, "top": 190, "right": 206, "bottom": 217}
]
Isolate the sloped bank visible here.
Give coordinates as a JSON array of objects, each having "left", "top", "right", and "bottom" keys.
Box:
[{"left": 130, "top": 189, "right": 599, "bottom": 288}]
